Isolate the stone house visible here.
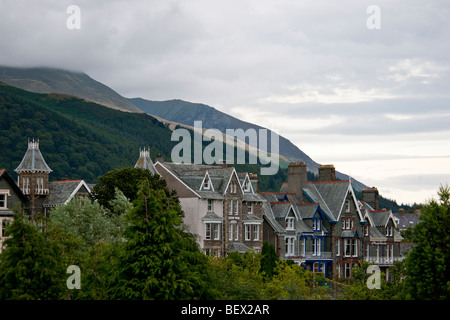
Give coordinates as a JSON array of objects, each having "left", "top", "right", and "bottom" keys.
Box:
[{"left": 154, "top": 159, "right": 265, "bottom": 256}]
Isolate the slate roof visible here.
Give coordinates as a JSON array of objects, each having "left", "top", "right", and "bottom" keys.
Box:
[
  {"left": 393, "top": 212, "right": 420, "bottom": 230},
  {"left": 15, "top": 140, "right": 52, "bottom": 173},
  {"left": 303, "top": 180, "right": 350, "bottom": 221},
  {"left": 259, "top": 192, "right": 319, "bottom": 235},
  {"left": 0, "top": 169, "right": 27, "bottom": 202},
  {"left": 43, "top": 180, "right": 91, "bottom": 207},
  {"left": 157, "top": 162, "right": 265, "bottom": 202},
  {"left": 201, "top": 212, "right": 224, "bottom": 222},
  {"left": 226, "top": 241, "right": 252, "bottom": 253}
]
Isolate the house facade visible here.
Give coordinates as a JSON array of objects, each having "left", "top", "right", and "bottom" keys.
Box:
[{"left": 154, "top": 160, "right": 265, "bottom": 256}]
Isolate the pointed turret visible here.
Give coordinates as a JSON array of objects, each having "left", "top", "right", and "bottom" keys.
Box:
[
  {"left": 15, "top": 139, "right": 52, "bottom": 174},
  {"left": 15, "top": 139, "right": 52, "bottom": 214},
  {"left": 134, "top": 147, "right": 158, "bottom": 175}
]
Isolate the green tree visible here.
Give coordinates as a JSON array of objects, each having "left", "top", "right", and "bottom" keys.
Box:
[
  {"left": 0, "top": 212, "right": 66, "bottom": 299},
  {"left": 209, "top": 252, "right": 265, "bottom": 300},
  {"left": 110, "top": 177, "right": 214, "bottom": 299},
  {"left": 403, "top": 184, "right": 450, "bottom": 300},
  {"left": 260, "top": 241, "right": 279, "bottom": 278},
  {"left": 49, "top": 198, "right": 122, "bottom": 251},
  {"left": 92, "top": 167, "right": 166, "bottom": 211}
]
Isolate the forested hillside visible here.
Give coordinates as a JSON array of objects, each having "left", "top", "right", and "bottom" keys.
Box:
[{"left": 0, "top": 83, "right": 175, "bottom": 183}]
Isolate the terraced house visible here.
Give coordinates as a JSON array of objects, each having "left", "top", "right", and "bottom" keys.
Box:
[
  {"left": 262, "top": 162, "right": 403, "bottom": 279},
  {"left": 154, "top": 159, "right": 265, "bottom": 256}
]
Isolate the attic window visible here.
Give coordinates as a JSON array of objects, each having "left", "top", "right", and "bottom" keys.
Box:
[
  {"left": 244, "top": 180, "right": 250, "bottom": 192},
  {"left": 345, "top": 200, "right": 351, "bottom": 213},
  {"left": 313, "top": 219, "right": 321, "bottom": 231},
  {"left": 203, "top": 178, "right": 210, "bottom": 190},
  {"left": 286, "top": 217, "right": 295, "bottom": 230}
]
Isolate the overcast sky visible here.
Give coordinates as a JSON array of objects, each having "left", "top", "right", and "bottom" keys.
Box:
[{"left": 1, "top": 0, "right": 449, "bottom": 205}]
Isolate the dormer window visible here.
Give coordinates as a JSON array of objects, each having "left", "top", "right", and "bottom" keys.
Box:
[
  {"left": 203, "top": 178, "right": 210, "bottom": 190},
  {"left": 244, "top": 179, "right": 250, "bottom": 192},
  {"left": 313, "top": 219, "right": 321, "bottom": 231},
  {"left": 386, "top": 226, "right": 393, "bottom": 236},
  {"left": 286, "top": 217, "right": 295, "bottom": 230}
]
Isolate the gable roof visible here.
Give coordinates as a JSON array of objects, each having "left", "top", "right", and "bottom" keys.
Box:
[
  {"left": 43, "top": 180, "right": 91, "bottom": 207},
  {"left": 156, "top": 162, "right": 265, "bottom": 201},
  {"left": 0, "top": 169, "right": 27, "bottom": 203},
  {"left": 15, "top": 139, "right": 52, "bottom": 173},
  {"left": 368, "top": 210, "right": 397, "bottom": 228},
  {"left": 303, "top": 180, "right": 364, "bottom": 222}
]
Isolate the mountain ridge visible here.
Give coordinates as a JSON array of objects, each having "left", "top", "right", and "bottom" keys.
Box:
[{"left": 0, "top": 66, "right": 142, "bottom": 113}]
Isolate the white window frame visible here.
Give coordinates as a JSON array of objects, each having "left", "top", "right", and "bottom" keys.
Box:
[
  {"left": 352, "top": 239, "right": 358, "bottom": 257},
  {"left": 234, "top": 200, "right": 239, "bottom": 215},
  {"left": 286, "top": 217, "right": 295, "bottom": 230},
  {"left": 345, "top": 200, "right": 351, "bottom": 213},
  {"left": 247, "top": 202, "right": 253, "bottom": 214},
  {"left": 203, "top": 178, "right": 210, "bottom": 190},
  {"left": 234, "top": 224, "right": 239, "bottom": 240},
  {"left": 313, "top": 238, "right": 321, "bottom": 256},
  {"left": 252, "top": 225, "right": 259, "bottom": 241},
  {"left": 245, "top": 224, "right": 251, "bottom": 241},
  {"left": 213, "top": 223, "right": 220, "bottom": 240},
  {"left": 244, "top": 180, "right": 250, "bottom": 192},
  {"left": 0, "top": 194, "right": 6, "bottom": 209},
  {"left": 345, "top": 263, "right": 351, "bottom": 278},
  {"left": 285, "top": 237, "right": 295, "bottom": 256},
  {"left": 344, "top": 239, "right": 351, "bottom": 257},
  {"left": 205, "top": 223, "right": 211, "bottom": 240},
  {"left": 207, "top": 199, "right": 213, "bottom": 212},
  {"left": 336, "top": 239, "right": 340, "bottom": 256}
]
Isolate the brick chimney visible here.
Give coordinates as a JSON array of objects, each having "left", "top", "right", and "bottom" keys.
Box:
[
  {"left": 288, "top": 162, "right": 307, "bottom": 202},
  {"left": 362, "top": 187, "right": 379, "bottom": 211},
  {"left": 318, "top": 164, "right": 336, "bottom": 181}
]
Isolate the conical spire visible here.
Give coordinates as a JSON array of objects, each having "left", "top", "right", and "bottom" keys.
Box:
[
  {"left": 15, "top": 139, "right": 52, "bottom": 173},
  {"left": 134, "top": 147, "right": 158, "bottom": 175}
]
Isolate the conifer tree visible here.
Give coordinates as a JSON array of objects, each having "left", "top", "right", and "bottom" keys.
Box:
[
  {"left": 0, "top": 211, "right": 66, "bottom": 299},
  {"left": 403, "top": 184, "right": 450, "bottom": 300},
  {"left": 110, "top": 177, "right": 214, "bottom": 300}
]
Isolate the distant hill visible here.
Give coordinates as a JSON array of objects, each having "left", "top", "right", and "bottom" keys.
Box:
[
  {"left": 0, "top": 83, "right": 173, "bottom": 182},
  {"left": 0, "top": 83, "right": 289, "bottom": 191},
  {"left": 0, "top": 66, "right": 142, "bottom": 113},
  {"left": 129, "top": 97, "right": 368, "bottom": 191}
]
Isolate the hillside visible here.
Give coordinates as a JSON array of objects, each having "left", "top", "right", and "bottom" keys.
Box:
[
  {"left": 0, "top": 83, "right": 174, "bottom": 183},
  {"left": 0, "top": 83, "right": 290, "bottom": 191},
  {"left": 0, "top": 66, "right": 142, "bottom": 113}
]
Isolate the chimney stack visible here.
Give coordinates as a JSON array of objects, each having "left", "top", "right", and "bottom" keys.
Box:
[
  {"left": 318, "top": 164, "right": 336, "bottom": 181},
  {"left": 362, "top": 187, "right": 380, "bottom": 211},
  {"left": 156, "top": 154, "right": 164, "bottom": 163},
  {"left": 288, "top": 162, "right": 307, "bottom": 202}
]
